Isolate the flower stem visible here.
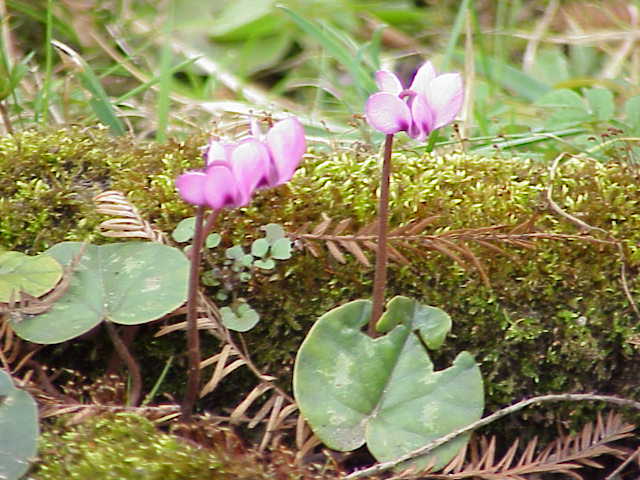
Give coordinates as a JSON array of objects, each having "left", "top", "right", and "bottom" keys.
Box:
[
  {"left": 105, "top": 321, "right": 142, "bottom": 407},
  {"left": 180, "top": 205, "right": 206, "bottom": 422},
  {"left": 369, "top": 134, "right": 394, "bottom": 335}
]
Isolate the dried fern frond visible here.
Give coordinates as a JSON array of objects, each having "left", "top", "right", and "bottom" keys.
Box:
[
  {"left": 428, "top": 412, "right": 635, "bottom": 479},
  {"left": 93, "top": 190, "right": 165, "bottom": 242},
  {"left": 156, "top": 290, "right": 299, "bottom": 450},
  {"left": 291, "top": 214, "right": 616, "bottom": 288}
]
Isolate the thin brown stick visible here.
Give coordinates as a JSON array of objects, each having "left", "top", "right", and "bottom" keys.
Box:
[
  {"left": 369, "top": 134, "right": 394, "bottom": 335},
  {"left": 344, "top": 393, "right": 640, "bottom": 479},
  {"left": 180, "top": 205, "right": 206, "bottom": 422},
  {"left": 545, "top": 153, "right": 607, "bottom": 235},
  {"left": 104, "top": 321, "right": 142, "bottom": 407},
  {"left": 24, "top": 359, "right": 73, "bottom": 402},
  {"left": 0, "top": 102, "right": 13, "bottom": 134},
  {"left": 545, "top": 153, "right": 640, "bottom": 320},
  {"left": 604, "top": 445, "right": 640, "bottom": 480},
  {"left": 106, "top": 325, "right": 140, "bottom": 374}
]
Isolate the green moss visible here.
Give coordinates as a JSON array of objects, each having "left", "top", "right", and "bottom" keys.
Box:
[
  {"left": 33, "top": 413, "right": 342, "bottom": 480},
  {"left": 32, "top": 413, "right": 223, "bottom": 479},
  {"left": 4, "top": 126, "right": 640, "bottom": 438}
]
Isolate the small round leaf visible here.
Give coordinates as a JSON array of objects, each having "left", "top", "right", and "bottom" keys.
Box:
[
  {"left": 251, "top": 238, "right": 270, "bottom": 258},
  {"left": 225, "top": 245, "right": 245, "bottom": 260},
  {"left": 270, "top": 238, "right": 292, "bottom": 260},
  {"left": 221, "top": 304, "right": 260, "bottom": 332},
  {"left": 206, "top": 233, "right": 221, "bottom": 248},
  {"left": 253, "top": 258, "right": 276, "bottom": 270},
  {"left": 171, "top": 217, "right": 196, "bottom": 242},
  {"left": 261, "top": 223, "right": 286, "bottom": 243}
]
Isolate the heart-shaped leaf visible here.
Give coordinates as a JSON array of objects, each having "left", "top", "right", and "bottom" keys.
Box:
[
  {"left": 11, "top": 242, "right": 189, "bottom": 344},
  {"left": 0, "top": 369, "right": 39, "bottom": 480},
  {"left": 0, "top": 251, "right": 63, "bottom": 302},
  {"left": 220, "top": 303, "right": 260, "bottom": 332},
  {"left": 293, "top": 296, "right": 483, "bottom": 471}
]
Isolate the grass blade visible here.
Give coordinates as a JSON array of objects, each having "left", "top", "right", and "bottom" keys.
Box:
[
  {"left": 156, "top": 1, "right": 175, "bottom": 142},
  {"left": 51, "top": 40, "right": 125, "bottom": 135},
  {"left": 279, "top": 6, "right": 376, "bottom": 96},
  {"left": 442, "top": 0, "right": 472, "bottom": 72}
]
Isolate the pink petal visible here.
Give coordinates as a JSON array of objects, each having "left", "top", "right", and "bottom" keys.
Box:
[
  {"left": 203, "top": 162, "right": 241, "bottom": 210},
  {"left": 205, "top": 140, "right": 234, "bottom": 165},
  {"left": 375, "top": 70, "right": 403, "bottom": 94},
  {"left": 425, "top": 73, "right": 463, "bottom": 129},
  {"left": 231, "top": 139, "right": 271, "bottom": 205},
  {"left": 408, "top": 94, "right": 434, "bottom": 141},
  {"left": 408, "top": 61, "right": 436, "bottom": 97},
  {"left": 176, "top": 171, "right": 208, "bottom": 206},
  {"left": 250, "top": 118, "right": 262, "bottom": 138},
  {"left": 365, "top": 92, "right": 411, "bottom": 134},
  {"left": 265, "top": 117, "right": 306, "bottom": 186}
]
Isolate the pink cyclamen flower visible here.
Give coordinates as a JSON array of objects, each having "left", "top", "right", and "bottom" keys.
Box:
[
  {"left": 365, "top": 61, "right": 463, "bottom": 141},
  {"left": 176, "top": 117, "right": 306, "bottom": 210}
]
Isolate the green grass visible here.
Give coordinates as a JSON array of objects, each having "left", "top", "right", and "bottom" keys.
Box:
[{"left": 0, "top": 0, "right": 636, "bottom": 155}]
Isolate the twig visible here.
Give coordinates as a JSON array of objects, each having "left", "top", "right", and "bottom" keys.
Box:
[
  {"left": 344, "top": 393, "right": 640, "bottom": 479},
  {"left": 618, "top": 242, "right": 640, "bottom": 319},
  {"left": 104, "top": 321, "right": 142, "bottom": 407},
  {"left": 24, "top": 359, "right": 73, "bottom": 402},
  {"left": 545, "top": 153, "right": 607, "bottom": 235},
  {"left": 545, "top": 153, "right": 640, "bottom": 320},
  {"left": 604, "top": 445, "right": 640, "bottom": 480}
]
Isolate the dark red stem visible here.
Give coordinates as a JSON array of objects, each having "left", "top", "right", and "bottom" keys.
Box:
[
  {"left": 180, "top": 205, "right": 207, "bottom": 422},
  {"left": 369, "top": 134, "right": 394, "bottom": 335}
]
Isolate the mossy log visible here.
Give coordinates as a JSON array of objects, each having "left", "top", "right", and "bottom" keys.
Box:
[{"left": 3, "top": 126, "right": 640, "bottom": 439}]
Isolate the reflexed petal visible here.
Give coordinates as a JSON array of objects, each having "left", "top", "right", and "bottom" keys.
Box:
[
  {"left": 231, "top": 139, "right": 271, "bottom": 205},
  {"left": 375, "top": 70, "right": 403, "bottom": 94},
  {"left": 175, "top": 171, "right": 208, "bottom": 206},
  {"left": 265, "top": 117, "right": 306, "bottom": 186},
  {"left": 203, "top": 163, "right": 241, "bottom": 209},
  {"left": 365, "top": 92, "right": 411, "bottom": 134},
  {"left": 425, "top": 73, "right": 463, "bottom": 129},
  {"left": 408, "top": 61, "right": 436, "bottom": 97},
  {"left": 205, "top": 140, "right": 234, "bottom": 165},
  {"left": 408, "top": 94, "right": 434, "bottom": 141}
]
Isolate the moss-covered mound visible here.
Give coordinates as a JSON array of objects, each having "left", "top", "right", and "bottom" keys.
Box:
[
  {"left": 32, "top": 412, "right": 341, "bottom": 480},
  {"left": 33, "top": 413, "right": 223, "bottom": 480},
  {"left": 3, "top": 126, "right": 640, "bottom": 434}
]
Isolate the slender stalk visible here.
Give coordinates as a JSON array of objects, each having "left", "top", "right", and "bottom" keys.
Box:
[
  {"left": 202, "top": 210, "right": 220, "bottom": 239},
  {"left": 369, "top": 134, "right": 394, "bottom": 335},
  {"left": 0, "top": 102, "right": 13, "bottom": 134},
  {"left": 180, "top": 205, "right": 206, "bottom": 422},
  {"left": 105, "top": 321, "right": 142, "bottom": 407}
]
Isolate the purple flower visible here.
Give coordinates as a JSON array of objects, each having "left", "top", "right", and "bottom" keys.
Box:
[
  {"left": 365, "top": 61, "right": 463, "bottom": 141},
  {"left": 176, "top": 117, "right": 306, "bottom": 210}
]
